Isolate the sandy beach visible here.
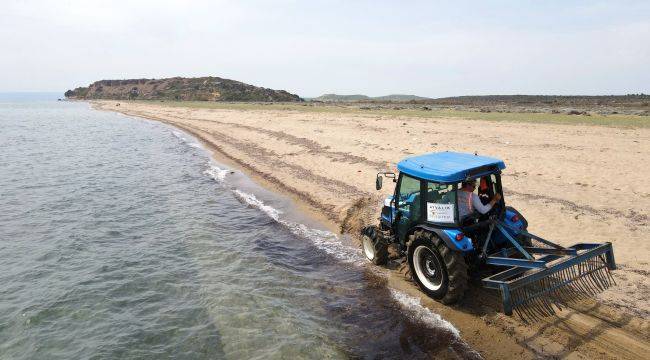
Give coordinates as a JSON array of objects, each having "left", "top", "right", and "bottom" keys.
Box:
[{"left": 95, "top": 100, "right": 649, "bottom": 359}]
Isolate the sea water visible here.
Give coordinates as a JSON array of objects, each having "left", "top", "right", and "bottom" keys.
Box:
[{"left": 0, "top": 97, "right": 479, "bottom": 359}]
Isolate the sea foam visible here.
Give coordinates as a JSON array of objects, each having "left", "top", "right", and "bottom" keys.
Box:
[
  {"left": 204, "top": 163, "right": 465, "bottom": 340},
  {"left": 172, "top": 130, "right": 201, "bottom": 148},
  {"left": 204, "top": 164, "right": 229, "bottom": 182}
]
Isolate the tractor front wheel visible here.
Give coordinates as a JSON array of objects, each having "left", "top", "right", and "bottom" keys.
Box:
[
  {"left": 407, "top": 230, "right": 468, "bottom": 304},
  {"left": 361, "top": 226, "right": 388, "bottom": 265}
]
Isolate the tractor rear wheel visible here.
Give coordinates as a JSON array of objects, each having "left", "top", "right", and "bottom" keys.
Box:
[
  {"left": 407, "top": 230, "right": 468, "bottom": 304},
  {"left": 361, "top": 226, "right": 388, "bottom": 265}
]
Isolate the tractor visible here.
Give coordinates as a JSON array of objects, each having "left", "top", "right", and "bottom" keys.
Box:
[{"left": 362, "top": 151, "right": 616, "bottom": 317}]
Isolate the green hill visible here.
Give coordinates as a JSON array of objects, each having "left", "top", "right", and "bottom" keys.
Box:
[
  {"left": 65, "top": 77, "right": 302, "bottom": 102},
  {"left": 314, "top": 93, "right": 431, "bottom": 102}
]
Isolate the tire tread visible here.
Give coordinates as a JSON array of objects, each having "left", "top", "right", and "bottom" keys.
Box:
[{"left": 410, "top": 230, "right": 468, "bottom": 304}]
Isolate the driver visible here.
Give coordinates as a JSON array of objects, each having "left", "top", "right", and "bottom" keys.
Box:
[{"left": 458, "top": 178, "right": 502, "bottom": 220}]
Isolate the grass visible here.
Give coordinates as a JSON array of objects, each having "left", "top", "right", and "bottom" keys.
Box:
[{"left": 129, "top": 100, "right": 650, "bottom": 128}]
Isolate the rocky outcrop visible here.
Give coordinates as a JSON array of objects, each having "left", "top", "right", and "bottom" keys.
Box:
[{"left": 65, "top": 77, "right": 302, "bottom": 102}]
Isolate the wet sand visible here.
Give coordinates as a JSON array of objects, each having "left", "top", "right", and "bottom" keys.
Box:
[{"left": 95, "top": 100, "right": 649, "bottom": 359}]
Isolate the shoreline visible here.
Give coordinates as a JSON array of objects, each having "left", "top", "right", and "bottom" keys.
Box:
[
  {"left": 91, "top": 100, "right": 650, "bottom": 359},
  {"left": 114, "top": 106, "right": 344, "bottom": 234}
]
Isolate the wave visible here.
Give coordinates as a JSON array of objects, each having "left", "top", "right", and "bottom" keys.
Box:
[
  {"left": 204, "top": 164, "right": 229, "bottom": 182},
  {"left": 389, "top": 289, "right": 460, "bottom": 337},
  {"left": 204, "top": 163, "right": 465, "bottom": 340},
  {"left": 172, "top": 130, "right": 201, "bottom": 148},
  {"left": 231, "top": 189, "right": 363, "bottom": 264}
]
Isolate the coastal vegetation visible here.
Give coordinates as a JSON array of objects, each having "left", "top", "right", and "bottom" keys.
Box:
[{"left": 137, "top": 100, "right": 649, "bottom": 128}]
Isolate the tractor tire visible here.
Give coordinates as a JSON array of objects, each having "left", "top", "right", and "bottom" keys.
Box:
[
  {"left": 407, "top": 230, "right": 468, "bottom": 304},
  {"left": 361, "top": 226, "right": 388, "bottom": 266}
]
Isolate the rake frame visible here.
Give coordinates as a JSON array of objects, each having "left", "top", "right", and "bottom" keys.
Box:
[{"left": 481, "top": 221, "right": 616, "bottom": 316}]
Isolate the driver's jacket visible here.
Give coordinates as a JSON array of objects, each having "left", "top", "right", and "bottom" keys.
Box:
[{"left": 458, "top": 190, "right": 494, "bottom": 219}]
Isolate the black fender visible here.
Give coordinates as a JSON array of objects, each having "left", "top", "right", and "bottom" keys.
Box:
[{"left": 409, "top": 225, "right": 465, "bottom": 252}]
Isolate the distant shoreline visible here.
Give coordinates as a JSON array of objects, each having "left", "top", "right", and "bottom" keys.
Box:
[{"left": 102, "top": 99, "right": 650, "bottom": 128}]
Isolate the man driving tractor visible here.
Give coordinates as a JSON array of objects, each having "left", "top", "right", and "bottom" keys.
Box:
[{"left": 458, "top": 178, "right": 502, "bottom": 221}]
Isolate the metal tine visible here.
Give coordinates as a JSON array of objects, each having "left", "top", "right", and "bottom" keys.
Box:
[
  {"left": 530, "top": 283, "right": 553, "bottom": 318},
  {"left": 539, "top": 277, "right": 558, "bottom": 315},
  {"left": 590, "top": 262, "right": 609, "bottom": 290},
  {"left": 598, "top": 255, "right": 617, "bottom": 285},
  {"left": 528, "top": 302, "right": 542, "bottom": 321},
  {"left": 514, "top": 297, "right": 531, "bottom": 321},
  {"left": 512, "top": 289, "right": 525, "bottom": 314},
  {"left": 598, "top": 269, "right": 612, "bottom": 289},
  {"left": 561, "top": 266, "right": 580, "bottom": 298},
  {"left": 520, "top": 288, "right": 540, "bottom": 321},
  {"left": 565, "top": 267, "right": 584, "bottom": 298},
  {"left": 603, "top": 262, "right": 617, "bottom": 285},
  {"left": 527, "top": 289, "right": 544, "bottom": 317},
  {"left": 594, "top": 258, "right": 611, "bottom": 289},
  {"left": 542, "top": 297, "right": 557, "bottom": 316},
  {"left": 511, "top": 289, "right": 521, "bottom": 309},
  {"left": 581, "top": 265, "right": 600, "bottom": 295},
  {"left": 551, "top": 282, "right": 564, "bottom": 313},
  {"left": 573, "top": 263, "right": 595, "bottom": 296},
  {"left": 602, "top": 260, "right": 615, "bottom": 284},
  {"left": 519, "top": 292, "right": 535, "bottom": 321},
  {"left": 519, "top": 288, "right": 530, "bottom": 309},
  {"left": 594, "top": 259, "right": 613, "bottom": 288},
  {"left": 513, "top": 255, "right": 617, "bottom": 321},
  {"left": 548, "top": 282, "right": 564, "bottom": 312},
  {"left": 598, "top": 267, "right": 613, "bottom": 289},
  {"left": 584, "top": 260, "right": 606, "bottom": 293},
  {"left": 557, "top": 269, "right": 574, "bottom": 302},
  {"left": 550, "top": 276, "right": 566, "bottom": 311},
  {"left": 544, "top": 275, "right": 559, "bottom": 306},
  {"left": 570, "top": 264, "right": 593, "bottom": 299},
  {"left": 514, "top": 306, "right": 528, "bottom": 323},
  {"left": 604, "top": 268, "right": 615, "bottom": 284},
  {"left": 595, "top": 263, "right": 610, "bottom": 289},
  {"left": 526, "top": 282, "right": 547, "bottom": 317},
  {"left": 538, "top": 289, "right": 555, "bottom": 317},
  {"left": 578, "top": 268, "right": 599, "bottom": 296},
  {"left": 521, "top": 286, "right": 537, "bottom": 320},
  {"left": 515, "top": 303, "right": 533, "bottom": 322},
  {"left": 550, "top": 270, "right": 574, "bottom": 308},
  {"left": 552, "top": 273, "right": 570, "bottom": 310},
  {"left": 584, "top": 269, "right": 601, "bottom": 294},
  {"left": 563, "top": 283, "right": 582, "bottom": 303}
]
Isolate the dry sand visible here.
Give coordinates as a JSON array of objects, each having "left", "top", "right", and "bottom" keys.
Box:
[{"left": 95, "top": 100, "right": 649, "bottom": 359}]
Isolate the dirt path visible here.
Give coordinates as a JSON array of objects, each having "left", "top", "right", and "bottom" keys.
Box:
[{"left": 95, "top": 101, "right": 649, "bottom": 359}]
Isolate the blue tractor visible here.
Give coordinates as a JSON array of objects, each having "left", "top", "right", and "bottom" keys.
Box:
[{"left": 363, "top": 151, "right": 616, "bottom": 317}]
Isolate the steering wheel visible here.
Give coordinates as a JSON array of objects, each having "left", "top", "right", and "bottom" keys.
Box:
[{"left": 489, "top": 199, "right": 505, "bottom": 218}]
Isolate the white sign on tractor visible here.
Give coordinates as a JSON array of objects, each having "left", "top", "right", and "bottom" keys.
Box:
[{"left": 427, "top": 203, "right": 455, "bottom": 223}]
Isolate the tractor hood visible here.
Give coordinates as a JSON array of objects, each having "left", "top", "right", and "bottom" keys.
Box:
[{"left": 397, "top": 151, "right": 505, "bottom": 183}]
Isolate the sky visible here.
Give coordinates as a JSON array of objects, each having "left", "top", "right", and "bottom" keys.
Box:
[{"left": 1, "top": 0, "right": 649, "bottom": 97}]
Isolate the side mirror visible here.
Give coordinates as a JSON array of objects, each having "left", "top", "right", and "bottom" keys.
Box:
[{"left": 376, "top": 175, "right": 383, "bottom": 190}]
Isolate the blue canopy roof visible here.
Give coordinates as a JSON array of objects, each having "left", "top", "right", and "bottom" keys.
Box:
[{"left": 397, "top": 151, "right": 506, "bottom": 183}]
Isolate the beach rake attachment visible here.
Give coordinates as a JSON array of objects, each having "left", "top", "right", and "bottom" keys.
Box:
[{"left": 481, "top": 221, "right": 616, "bottom": 319}]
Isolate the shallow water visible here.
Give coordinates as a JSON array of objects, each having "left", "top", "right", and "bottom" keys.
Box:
[{"left": 0, "top": 100, "right": 478, "bottom": 359}]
